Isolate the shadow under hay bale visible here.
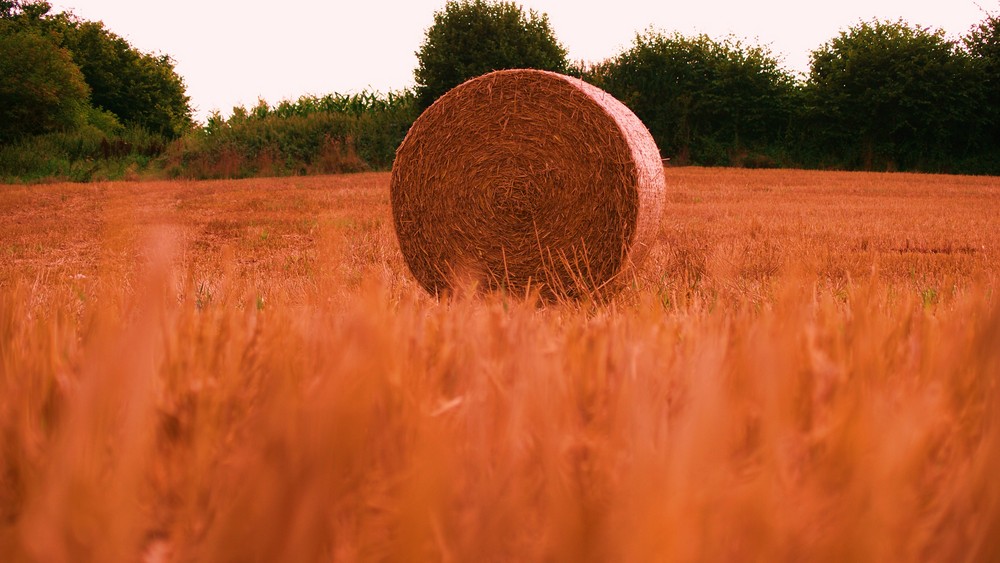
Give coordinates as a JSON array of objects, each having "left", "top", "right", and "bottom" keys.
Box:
[{"left": 391, "top": 69, "right": 664, "bottom": 300}]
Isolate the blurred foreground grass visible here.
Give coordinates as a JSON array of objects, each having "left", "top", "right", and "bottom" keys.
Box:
[{"left": 1, "top": 168, "right": 999, "bottom": 561}]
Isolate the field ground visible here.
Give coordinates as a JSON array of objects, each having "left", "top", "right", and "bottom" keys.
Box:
[{"left": 1, "top": 168, "right": 999, "bottom": 561}]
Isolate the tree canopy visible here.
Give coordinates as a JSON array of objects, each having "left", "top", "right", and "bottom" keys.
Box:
[
  {"left": 0, "top": 0, "right": 192, "bottom": 142},
  {"left": 60, "top": 19, "right": 192, "bottom": 137},
  {"left": 804, "top": 20, "right": 980, "bottom": 169},
  {"left": 964, "top": 11, "right": 1000, "bottom": 154},
  {"left": 0, "top": 26, "right": 90, "bottom": 142},
  {"left": 414, "top": 0, "right": 568, "bottom": 111}
]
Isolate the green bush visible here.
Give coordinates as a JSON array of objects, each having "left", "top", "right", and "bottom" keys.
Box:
[
  {"left": 0, "top": 123, "right": 168, "bottom": 182},
  {"left": 169, "top": 90, "right": 417, "bottom": 179},
  {"left": 586, "top": 31, "right": 797, "bottom": 165}
]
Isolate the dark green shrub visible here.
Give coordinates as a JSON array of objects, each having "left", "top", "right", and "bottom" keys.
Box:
[{"left": 171, "top": 90, "right": 417, "bottom": 179}]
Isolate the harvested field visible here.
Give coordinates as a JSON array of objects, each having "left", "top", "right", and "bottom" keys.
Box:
[{"left": 1, "top": 167, "right": 999, "bottom": 561}]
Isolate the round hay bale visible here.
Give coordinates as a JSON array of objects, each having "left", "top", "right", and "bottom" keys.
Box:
[{"left": 390, "top": 69, "right": 664, "bottom": 299}]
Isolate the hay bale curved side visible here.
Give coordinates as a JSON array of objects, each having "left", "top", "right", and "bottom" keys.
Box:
[{"left": 391, "top": 69, "right": 664, "bottom": 299}]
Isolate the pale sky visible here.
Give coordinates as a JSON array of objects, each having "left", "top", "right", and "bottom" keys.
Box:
[{"left": 51, "top": 0, "right": 993, "bottom": 123}]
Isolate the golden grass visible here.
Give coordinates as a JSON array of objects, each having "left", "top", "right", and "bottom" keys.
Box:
[{"left": 1, "top": 168, "right": 999, "bottom": 561}]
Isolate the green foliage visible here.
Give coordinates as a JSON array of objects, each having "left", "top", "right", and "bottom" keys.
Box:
[
  {"left": 59, "top": 19, "right": 193, "bottom": 138},
  {"left": 0, "top": 0, "right": 51, "bottom": 21},
  {"left": 171, "top": 90, "right": 417, "bottom": 179},
  {"left": 588, "top": 31, "right": 797, "bottom": 165},
  {"left": 414, "top": 0, "right": 568, "bottom": 111},
  {"left": 803, "top": 20, "right": 981, "bottom": 171},
  {"left": 1, "top": 0, "right": 192, "bottom": 140},
  {"left": 0, "top": 123, "right": 166, "bottom": 182},
  {"left": 966, "top": 10, "right": 1000, "bottom": 105},
  {"left": 0, "top": 25, "right": 90, "bottom": 142},
  {"left": 5, "top": 0, "right": 1000, "bottom": 181},
  {"left": 0, "top": 0, "right": 192, "bottom": 181},
  {"left": 963, "top": 10, "right": 1000, "bottom": 172}
]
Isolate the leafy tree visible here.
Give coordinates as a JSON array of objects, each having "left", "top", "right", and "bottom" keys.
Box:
[
  {"left": 804, "top": 20, "right": 979, "bottom": 170},
  {"left": 589, "top": 31, "right": 797, "bottom": 164},
  {"left": 964, "top": 10, "right": 1000, "bottom": 162},
  {"left": 0, "top": 26, "right": 90, "bottom": 142},
  {"left": 2, "top": 0, "right": 192, "bottom": 139},
  {"left": 0, "top": 0, "right": 73, "bottom": 43},
  {"left": 60, "top": 20, "right": 192, "bottom": 137},
  {"left": 0, "top": 0, "right": 48, "bottom": 20},
  {"left": 414, "top": 0, "right": 567, "bottom": 111}
]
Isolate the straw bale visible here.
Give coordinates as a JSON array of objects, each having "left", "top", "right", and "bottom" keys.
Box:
[{"left": 391, "top": 69, "right": 664, "bottom": 299}]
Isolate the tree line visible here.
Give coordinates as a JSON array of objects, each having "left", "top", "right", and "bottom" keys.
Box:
[
  {"left": 1, "top": 0, "right": 998, "bottom": 180},
  {"left": 415, "top": 1, "right": 1000, "bottom": 174}
]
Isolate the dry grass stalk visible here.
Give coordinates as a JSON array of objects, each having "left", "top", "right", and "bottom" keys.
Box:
[
  {"left": 2, "top": 169, "right": 1000, "bottom": 561},
  {"left": 391, "top": 69, "right": 664, "bottom": 300}
]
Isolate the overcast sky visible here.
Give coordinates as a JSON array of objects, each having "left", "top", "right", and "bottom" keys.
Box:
[{"left": 51, "top": 0, "right": 993, "bottom": 123}]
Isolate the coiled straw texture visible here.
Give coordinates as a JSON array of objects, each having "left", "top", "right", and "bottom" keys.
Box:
[{"left": 391, "top": 69, "right": 664, "bottom": 299}]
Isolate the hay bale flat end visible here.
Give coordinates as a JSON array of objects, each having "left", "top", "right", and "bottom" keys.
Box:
[{"left": 391, "top": 69, "right": 664, "bottom": 299}]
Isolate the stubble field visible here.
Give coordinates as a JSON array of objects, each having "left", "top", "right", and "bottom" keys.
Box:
[{"left": 1, "top": 167, "right": 999, "bottom": 561}]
